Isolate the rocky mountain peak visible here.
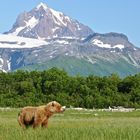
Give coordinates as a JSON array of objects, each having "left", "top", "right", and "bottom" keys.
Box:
[
  {"left": 5, "top": 2, "right": 93, "bottom": 39},
  {"left": 36, "top": 2, "right": 49, "bottom": 11}
]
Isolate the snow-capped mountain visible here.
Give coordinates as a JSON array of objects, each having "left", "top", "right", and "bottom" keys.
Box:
[
  {"left": 0, "top": 2, "right": 140, "bottom": 76},
  {"left": 5, "top": 2, "right": 93, "bottom": 39}
]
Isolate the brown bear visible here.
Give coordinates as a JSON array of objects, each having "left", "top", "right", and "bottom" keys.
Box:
[{"left": 18, "top": 101, "right": 66, "bottom": 128}]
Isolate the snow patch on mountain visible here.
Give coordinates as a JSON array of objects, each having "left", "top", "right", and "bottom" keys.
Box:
[
  {"left": 54, "top": 40, "right": 69, "bottom": 44},
  {"left": 7, "top": 59, "right": 11, "bottom": 71},
  {"left": 50, "top": 8, "right": 67, "bottom": 26},
  {"left": 9, "top": 16, "right": 39, "bottom": 36},
  {"left": 128, "top": 54, "right": 139, "bottom": 66},
  {"left": 92, "top": 39, "right": 124, "bottom": 50},
  {"left": 0, "top": 58, "right": 4, "bottom": 65},
  {"left": 25, "top": 16, "right": 39, "bottom": 28},
  {"left": 0, "top": 57, "right": 5, "bottom": 72},
  {"left": 76, "top": 23, "right": 82, "bottom": 31},
  {"left": 10, "top": 27, "right": 25, "bottom": 36},
  {"left": 52, "top": 27, "right": 59, "bottom": 33},
  {"left": 86, "top": 56, "right": 95, "bottom": 64},
  {"left": 113, "top": 44, "right": 124, "bottom": 49},
  {"left": 65, "top": 16, "right": 71, "bottom": 23},
  {"left": 92, "top": 39, "right": 111, "bottom": 48},
  {"left": 0, "top": 34, "right": 48, "bottom": 48},
  {"left": 36, "top": 2, "right": 48, "bottom": 10}
]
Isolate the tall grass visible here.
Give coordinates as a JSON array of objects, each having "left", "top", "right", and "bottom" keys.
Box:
[{"left": 0, "top": 109, "right": 140, "bottom": 140}]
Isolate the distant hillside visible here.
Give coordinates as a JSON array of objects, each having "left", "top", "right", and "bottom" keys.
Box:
[{"left": 20, "top": 56, "right": 140, "bottom": 77}]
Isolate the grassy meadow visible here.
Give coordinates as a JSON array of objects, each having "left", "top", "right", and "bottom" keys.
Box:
[{"left": 0, "top": 109, "right": 140, "bottom": 140}]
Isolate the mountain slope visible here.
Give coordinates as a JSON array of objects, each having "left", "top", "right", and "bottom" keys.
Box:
[
  {"left": 0, "top": 32, "right": 140, "bottom": 76},
  {"left": 20, "top": 56, "right": 140, "bottom": 77}
]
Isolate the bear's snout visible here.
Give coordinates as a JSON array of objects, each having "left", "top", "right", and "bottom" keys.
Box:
[{"left": 60, "top": 106, "right": 66, "bottom": 112}]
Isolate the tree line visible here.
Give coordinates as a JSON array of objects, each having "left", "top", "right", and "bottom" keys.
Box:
[{"left": 0, "top": 68, "right": 140, "bottom": 108}]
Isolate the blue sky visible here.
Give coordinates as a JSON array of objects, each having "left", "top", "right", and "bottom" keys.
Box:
[{"left": 0, "top": 0, "right": 140, "bottom": 47}]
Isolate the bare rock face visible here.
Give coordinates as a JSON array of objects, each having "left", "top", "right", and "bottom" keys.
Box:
[{"left": 5, "top": 3, "right": 93, "bottom": 39}]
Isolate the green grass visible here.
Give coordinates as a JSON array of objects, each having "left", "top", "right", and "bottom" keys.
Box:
[{"left": 0, "top": 109, "right": 140, "bottom": 140}]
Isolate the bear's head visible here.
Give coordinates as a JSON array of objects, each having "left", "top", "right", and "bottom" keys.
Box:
[{"left": 46, "top": 101, "right": 66, "bottom": 113}]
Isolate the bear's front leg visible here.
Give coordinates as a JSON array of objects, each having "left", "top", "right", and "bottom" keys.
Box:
[
  {"left": 18, "top": 114, "right": 27, "bottom": 129},
  {"left": 41, "top": 119, "right": 48, "bottom": 128},
  {"left": 32, "top": 118, "right": 42, "bottom": 128}
]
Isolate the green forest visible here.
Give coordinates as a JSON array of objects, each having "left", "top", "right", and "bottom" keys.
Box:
[{"left": 0, "top": 68, "right": 140, "bottom": 108}]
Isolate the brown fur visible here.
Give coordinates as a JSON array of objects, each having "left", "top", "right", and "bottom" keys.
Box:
[{"left": 18, "top": 101, "right": 65, "bottom": 128}]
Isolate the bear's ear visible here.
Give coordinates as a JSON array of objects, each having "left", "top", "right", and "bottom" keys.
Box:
[{"left": 52, "top": 102, "right": 55, "bottom": 107}]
